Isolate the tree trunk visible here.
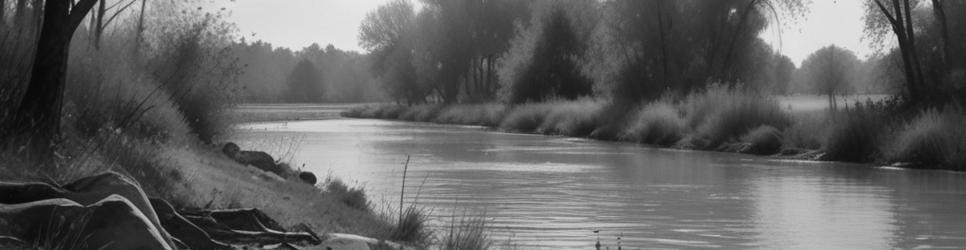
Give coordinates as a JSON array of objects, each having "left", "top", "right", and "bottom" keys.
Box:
[
  {"left": 13, "top": 0, "right": 98, "bottom": 160},
  {"left": 720, "top": 0, "right": 761, "bottom": 81},
  {"left": 931, "top": 0, "right": 950, "bottom": 71},
  {"left": 655, "top": 0, "right": 669, "bottom": 90},
  {"left": 94, "top": 0, "right": 105, "bottom": 49},
  {"left": 14, "top": 0, "right": 26, "bottom": 26},
  {"left": 1, "top": 0, "right": 6, "bottom": 24},
  {"left": 134, "top": 0, "right": 146, "bottom": 55}
]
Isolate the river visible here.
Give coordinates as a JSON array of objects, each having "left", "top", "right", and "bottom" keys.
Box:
[{"left": 231, "top": 116, "right": 966, "bottom": 249}]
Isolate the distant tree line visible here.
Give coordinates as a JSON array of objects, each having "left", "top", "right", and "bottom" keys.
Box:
[
  {"left": 357, "top": 0, "right": 965, "bottom": 110},
  {"left": 359, "top": 0, "right": 810, "bottom": 107},
  {"left": 229, "top": 41, "right": 382, "bottom": 103}
]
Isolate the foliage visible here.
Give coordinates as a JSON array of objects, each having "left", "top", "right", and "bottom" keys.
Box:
[
  {"left": 621, "top": 101, "right": 686, "bottom": 146},
  {"left": 324, "top": 177, "right": 370, "bottom": 211},
  {"left": 822, "top": 104, "right": 886, "bottom": 162},
  {"left": 284, "top": 59, "right": 323, "bottom": 103},
  {"left": 797, "top": 45, "right": 860, "bottom": 110},
  {"left": 508, "top": 5, "right": 593, "bottom": 103},
  {"left": 887, "top": 107, "right": 966, "bottom": 169},
  {"left": 741, "top": 125, "right": 784, "bottom": 155}
]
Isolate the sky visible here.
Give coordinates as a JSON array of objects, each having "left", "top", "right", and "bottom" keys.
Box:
[{"left": 218, "top": 0, "right": 874, "bottom": 66}]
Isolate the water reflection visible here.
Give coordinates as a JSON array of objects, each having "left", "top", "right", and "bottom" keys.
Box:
[{"left": 233, "top": 119, "right": 966, "bottom": 249}]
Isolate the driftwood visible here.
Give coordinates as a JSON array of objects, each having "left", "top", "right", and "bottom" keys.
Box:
[{"left": 0, "top": 172, "right": 322, "bottom": 250}]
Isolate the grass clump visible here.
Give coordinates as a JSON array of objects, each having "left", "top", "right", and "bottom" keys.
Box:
[
  {"left": 684, "top": 84, "right": 790, "bottom": 149},
  {"left": 536, "top": 99, "right": 603, "bottom": 137},
  {"left": 782, "top": 111, "right": 829, "bottom": 151},
  {"left": 440, "top": 212, "right": 492, "bottom": 250},
  {"left": 434, "top": 104, "right": 507, "bottom": 127},
  {"left": 323, "top": 177, "right": 370, "bottom": 211},
  {"left": 740, "top": 125, "right": 783, "bottom": 155},
  {"left": 499, "top": 103, "right": 552, "bottom": 133},
  {"left": 621, "top": 101, "right": 685, "bottom": 146},
  {"left": 886, "top": 107, "right": 966, "bottom": 169},
  {"left": 387, "top": 204, "right": 432, "bottom": 245},
  {"left": 822, "top": 105, "right": 886, "bottom": 162}
]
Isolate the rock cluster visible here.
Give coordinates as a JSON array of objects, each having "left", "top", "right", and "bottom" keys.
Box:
[{"left": 222, "top": 142, "right": 317, "bottom": 185}]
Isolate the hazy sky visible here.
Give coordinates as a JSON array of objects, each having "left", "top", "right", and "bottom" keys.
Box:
[{"left": 218, "top": 0, "right": 874, "bottom": 66}]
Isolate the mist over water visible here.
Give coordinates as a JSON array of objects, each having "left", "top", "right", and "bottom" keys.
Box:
[{"left": 233, "top": 118, "right": 966, "bottom": 249}]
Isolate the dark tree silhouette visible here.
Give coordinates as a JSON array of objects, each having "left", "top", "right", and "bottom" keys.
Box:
[
  {"left": 284, "top": 59, "right": 323, "bottom": 103},
  {"left": 510, "top": 7, "right": 592, "bottom": 103},
  {"left": 11, "top": 0, "right": 98, "bottom": 158},
  {"left": 800, "top": 45, "right": 859, "bottom": 112}
]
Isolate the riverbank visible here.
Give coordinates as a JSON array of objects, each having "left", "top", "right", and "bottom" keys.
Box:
[{"left": 342, "top": 87, "right": 966, "bottom": 171}]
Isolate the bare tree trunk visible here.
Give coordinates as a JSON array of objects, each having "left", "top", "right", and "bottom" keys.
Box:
[
  {"left": 134, "top": 0, "right": 146, "bottom": 55},
  {"left": 13, "top": 0, "right": 98, "bottom": 160},
  {"left": 14, "top": 0, "right": 26, "bottom": 26},
  {"left": 1, "top": 0, "right": 6, "bottom": 24},
  {"left": 93, "top": 0, "right": 104, "bottom": 49},
  {"left": 655, "top": 0, "right": 669, "bottom": 90}
]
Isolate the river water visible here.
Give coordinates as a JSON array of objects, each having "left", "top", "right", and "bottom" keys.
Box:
[{"left": 232, "top": 118, "right": 966, "bottom": 249}]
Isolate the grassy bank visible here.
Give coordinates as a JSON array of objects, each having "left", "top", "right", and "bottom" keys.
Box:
[{"left": 344, "top": 85, "right": 966, "bottom": 171}]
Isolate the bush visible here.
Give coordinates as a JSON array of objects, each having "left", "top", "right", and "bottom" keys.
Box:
[
  {"left": 324, "top": 178, "right": 370, "bottom": 211},
  {"left": 536, "top": 99, "right": 603, "bottom": 137},
  {"left": 783, "top": 111, "right": 829, "bottom": 150},
  {"left": 499, "top": 103, "right": 552, "bottom": 132},
  {"left": 621, "top": 101, "right": 685, "bottom": 146},
  {"left": 684, "top": 84, "right": 789, "bottom": 149},
  {"left": 887, "top": 107, "right": 966, "bottom": 169},
  {"left": 434, "top": 104, "right": 507, "bottom": 127},
  {"left": 741, "top": 125, "right": 783, "bottom": 155},
  {"left": 823, "top": 106, "right": 885, "bottom": 162},
  {"left": 399, "top": 104, "right": 444, "bottom": 122}
]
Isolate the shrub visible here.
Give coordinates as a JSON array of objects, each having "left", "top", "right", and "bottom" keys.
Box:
[
  {"left": 621, "top": 101, "right": 685, "bottom": 146},
  {"left": 887, "top": 107, "right": 966, "bottom": 169},
  {"left": 399, "top": 104, "right": 444, "bottom": 122},
  {"left": 684, "top": 84, "right": 789, "bottom": 149},
  {"left": 783, "top": 111, "right": 829, "bottom": 150},
  {"left": 434, "top": 104, "right": 508, "bottom": 127},
  {"left": 823, "top": 106, "right": 885, "bottom": 162},
  {"left": 324, "top": 178, "right": 370, "bottom": 211},
  {"left": 537, "top": 99, "right": 603, "bottom": 137},
  {"left": 499, "top": 103, "right": 552, "bottom": 132},
  {"left": 148, "top": 14, "right": 240, "bottom": 143},
  {"left": 740, "top": 125, "right": 783, "bottom": 155}
]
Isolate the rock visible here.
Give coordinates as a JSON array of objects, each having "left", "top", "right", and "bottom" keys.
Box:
[
  {"left": 236, "top": 150, "right": 280, "bottom": 174},
  {"left": 223, "top": 142, "right": 241, "bottom": 157},
  {"left": 299, "top": 172, "right": 318, "bottom": 185},
  {"left": 0, "top": 195, "right": 174, "bottom": 250},
  {"left": 222, "top": 142, "right": 282, "bottom": 175}
]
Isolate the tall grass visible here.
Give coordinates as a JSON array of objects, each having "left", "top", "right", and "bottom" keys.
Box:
[
  {"left": 683, "top": 84, "right": 790, "bottom": 149},
  {"left": 621, "top": 100, "right": 685, "bottom": 146},
  {"left": 822, "top": 104, "right": 886, "bottom": 162},
  {"left": 440, "top": 211, "right": 491, "bottom": 250},
  {"left": 886, "top": 107, "right": 966, "bottom": 169}
]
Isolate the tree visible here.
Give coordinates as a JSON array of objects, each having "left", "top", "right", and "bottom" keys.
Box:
[
  {"left": 284, "top": 59, "right": 323, "bottom": 103},
  {"left": 10, "top": 0, "right": 98, "bottom": 158},
  {"left": 359, "top": 0, "right": 425, "bottom": 105},
  {"left": 510, "top": 6, "right": 592, "bottom": 103},
  {"left": 799, "top": 45, "right": 860, "bottom": 112}
]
